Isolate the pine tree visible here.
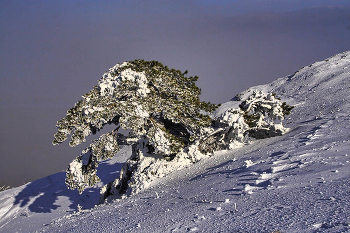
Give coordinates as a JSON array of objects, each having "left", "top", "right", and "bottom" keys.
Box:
[
  {"left": 239, "top": 90, "right": 292, "bottom": 139},
  {"left": 53, "top": 60, "right": 219, "bottom": 194},
  {"left": 54, "top": 60, "right": 293, "bottom": 199},
  {"left": 198, "top": 90, "right": 293, "bottom": 153}
]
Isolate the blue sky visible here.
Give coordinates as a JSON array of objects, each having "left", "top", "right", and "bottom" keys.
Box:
[{"left": 1, "top": 0, "right": 350, "bottom": 187}]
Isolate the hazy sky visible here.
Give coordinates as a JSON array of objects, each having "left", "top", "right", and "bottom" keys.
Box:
[{"left": 1, "top": 0, "right": 350, "bottom": 187}]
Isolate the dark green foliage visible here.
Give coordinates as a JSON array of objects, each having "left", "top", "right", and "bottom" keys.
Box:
[
  {"left": 243, "top": 112, "right": 260, "bottom": 128},
  {"left": 0, "top": 185, "right": 11, "bottom": 191},
  {"left": 281, "top": 102, "right": 294, "bottom": 116},
  {"left": 272, "top": 93, "right": 294, "bottom": 116},
  {"left": 54, "top": 59, "right": 218, "bottom": 150},
  {"left": 238, "top": 91, "right": 294, "bottom": 134}
]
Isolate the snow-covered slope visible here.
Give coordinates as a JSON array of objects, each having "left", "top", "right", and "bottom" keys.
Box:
[
  {"left": 0, "top": 146, "right": 132, "bottom": 232},
  {"left": 1, "top": 51, "right": 350, "bottom": 232}
]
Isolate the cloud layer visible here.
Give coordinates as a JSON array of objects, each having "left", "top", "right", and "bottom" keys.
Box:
[{"left": 1, "top": 0, "right": 349, "bottom": 186}]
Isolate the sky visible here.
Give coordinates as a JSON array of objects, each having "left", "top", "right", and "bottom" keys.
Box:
[{"left": 1, "top": 0, "right": 350, "bottom": 187}]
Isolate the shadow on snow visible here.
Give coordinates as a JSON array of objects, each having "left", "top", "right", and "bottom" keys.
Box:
[{"left": 13, "top": 159, "right": 124, "bottom": 213}]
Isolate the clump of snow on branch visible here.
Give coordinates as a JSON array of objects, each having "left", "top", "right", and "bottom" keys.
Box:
[
  {"left": 99, "top": 67, "right": 150, "bottom": 98},
  {"left": 148, "top": 129, "right": 172, "bottom": 155}
]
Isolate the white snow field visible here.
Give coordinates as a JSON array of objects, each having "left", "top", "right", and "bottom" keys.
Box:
[{"left": 1, "top": 51, "right": 350, "bottom": 232}]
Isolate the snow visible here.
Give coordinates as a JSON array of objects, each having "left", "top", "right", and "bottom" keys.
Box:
[
  {"left": 149, "top": 129, "right": 172, "bottom": 155},
  {"left": 1, "top": 51, "right": 350, "bottom": 232},
  {"left": 99, "top": 65, "right": 150, "bottom": 98}
]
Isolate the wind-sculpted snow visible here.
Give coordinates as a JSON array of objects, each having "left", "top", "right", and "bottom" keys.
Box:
[{"left": 1, "top": 51, "right": 350, "bottom": 232}]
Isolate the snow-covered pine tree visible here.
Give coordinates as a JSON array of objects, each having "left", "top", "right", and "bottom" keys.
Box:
[
  {"left": 198, "top": 90, "right": 294, "bottom": 154},
  {"left": 239, "top": 91, "right": 293, "bottom": 139},
  {"left": 53, "top": 60, "right": 219, "bottom": 194}
]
